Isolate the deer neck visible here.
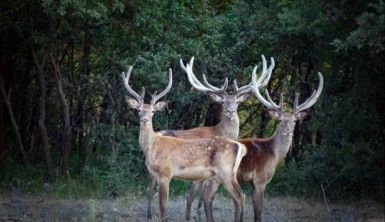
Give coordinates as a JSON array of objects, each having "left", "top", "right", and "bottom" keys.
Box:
[
  {"left": 214, "top": 110, "right": 239, "bottom": 140},
  {"left": 272, "top": 121, "right": 296, "bottom": 160},
  {"left": 139, "top": 121, "right": 156, "bottom": 155}
]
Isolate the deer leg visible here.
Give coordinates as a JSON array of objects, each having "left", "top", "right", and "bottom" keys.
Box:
[
  {"left": 147, "top": 173, "right": 157, "bottom": 219},
  {"left": 158, "top": 177, "right": 170, "bottom": 222},
  {"left": 196, "top": 180, "right": 208, "bottom": 221},
  {"left": 222, "top": 179, "right": 245, "bottom": 222},
  {"left": 251, "top": 181, "right": 265, "bottom": 222},
  {"left": 202, "top": 179, "right": 220, "bottom": 222},
  {"left": 185, "top": 181, "right": 203, "bottom": 221}
]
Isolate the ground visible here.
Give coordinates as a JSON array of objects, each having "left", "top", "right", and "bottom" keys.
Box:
[{"left": 0, "top": 192, "right": 383, "bottom": 221}]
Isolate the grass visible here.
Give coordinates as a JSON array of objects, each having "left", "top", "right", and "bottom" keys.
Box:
[
  {"left": 1, "top": 155, "right": 384, "bottom": 208},
  {"left": 0, "top": 156, "right": 195, "bottom": 200}
]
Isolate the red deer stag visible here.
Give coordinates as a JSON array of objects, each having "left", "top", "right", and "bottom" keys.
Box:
[
  {"left": 172, "top": 56, "right": 274, "bottom": 139},
  {"left": 188, "top": 71, "right": 323, "bottom": 222},
  {"left": 146, "top": 56, "right": 274, "bottom": 220},
  {"left": 122, "top": 66, "right": 247, "bottom": 222},
  {"left": 182, "top": 56, "right": 275, "bottom": 220}
]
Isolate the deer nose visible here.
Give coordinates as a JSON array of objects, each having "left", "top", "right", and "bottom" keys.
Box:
[
  {"left": 227, "top": 108, "right": 236, "bottom": 113},
  {"left": 225, "top": 110, "right": 237, "bottom": 120}
]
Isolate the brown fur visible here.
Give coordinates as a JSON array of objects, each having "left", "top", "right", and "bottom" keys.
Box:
[
  {"left": 237, "top": 138, "right": 275, "bottom": 183},
  {"left": 148, "top": 136, "right": 236, "bottom": 179},
  {"left": 144, "top": 133, "right": 246, "bottom": 222},
  {"left": 162, "top": 130, "right": 177, "bottom": 137},
  {"left": 160, "top": 126, "right": 216, "bottom": 139}
]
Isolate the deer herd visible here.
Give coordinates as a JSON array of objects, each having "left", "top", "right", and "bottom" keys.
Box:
[{"left": 122, "top": 55, "right": 323, "bottom": 222}]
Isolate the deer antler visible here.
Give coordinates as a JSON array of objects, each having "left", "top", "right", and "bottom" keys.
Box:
[
  {"left": 253, "top": 71, "right": 323, "bottom": 113},
  {"left": 233, "top": 55, "right": 275, "bottom": 96},
  {"left": 180, "top": 57, "right": 228, "bottom": 94},
  {"left": 253, "top": 83, "right": 283, "bottom": 112},
  {"left": 151, "top": 69, "right": 173, "bottom": 104},
  {"left": 251, "top": 55, "right": 282, "bottom": 111},
  {"left": 122, "top": 66, "right": 145, "bottom": 102},
  {"left": 294, "top": 72, "right": 323, "bottom": 113}
]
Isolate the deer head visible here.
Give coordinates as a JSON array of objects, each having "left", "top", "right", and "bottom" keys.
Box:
[
  {"left": 252, "top": 72, "right": 324, "bottom": 136},
  {"left": 122, "top": 66, "right": 172, "bottom": 124},
  {"left": 180, "top": 56, "right": 274, "bottom": 120}
]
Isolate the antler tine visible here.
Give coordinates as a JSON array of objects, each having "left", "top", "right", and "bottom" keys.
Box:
[
  {"left": 150, "top": 90, "right": 158, "bottom": 104},
  {"left": 297, "top": 90, "right": 316, "bottom": 109},
  {"left": 233, "top": 78, "right": 249, "bottom": 93},
  {"left": 260, "top": 57, "right": 275, "bottom": 87},
  {"left": 251, "top": 55, "right": 281, "bottom": 111},
  {"left": 265, "top": 89, "right": 280, "bottom": 109},
  {"left": 181, "top": 57, "right": 212, "bottom": 92},
  {"left": 181, "top": 57, "right": 227, "bottom": 94},
  {"left": 122, "top": 66, "right": 143, "bottom": 101},
  {"left": 293, "top": 92, "right": 300, "bottom": 111},
  {"left": 185, "top": 58, "right": 210, "bottom": 90},
  {"left": 253, "top": 55, "right": 275, "bottom": 89},
  {"left": 233, "top": 79, "right": 239, "bottom": 92},
  {"left": 262, "top": 54, "right": 267, "bottom": 77},
  {"left": 234, "top": 75, "right": 255, "bottom": 96},
  {"left": 254, "top": 55, "right": 268, "bottom": 86},
  {"left": 152, "top": 68, "right": 173, "bottom": 103},
  {"left": 237, "top": 56, "right": 275, "bottom": 96},
  {"left": 251, "top": 65, "right": 258, "bottom": 82},
  {"left": 140, "top": 87, "right": 145, "bottom": 101},
  {"left": 221, "top": 78, "right": 229, "bottom": 91},
  {"left": 237, "top": 82, "right": 252, "bottom": 91},
  {"left": 279, "top": 93, "right": 284, "bottom": 112},
  {"left": 295, "top": 72, "right": 324, "bottom": 113},
  {"left": 252, "top": 79, "right": 280, "bottom": 111},
  {"left": 252, "top": 87, "right": 280, "bottom": 111},
  {"left": 202, "top": 74, "right": 228, "bottom": 93}
]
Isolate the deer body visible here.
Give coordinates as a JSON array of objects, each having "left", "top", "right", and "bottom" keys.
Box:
[
  {"left": 178, "top": 56, "right": 275, "bottom": 221},
  {"left": 195, "top": 117, "right": 297, "bottom": 222},
  {"left": 161, "top": 110, "right": 240, "bottom": 140},
  {"left": 138, "top": 109, "right": 247, "bottom": 222},
  {"left": 145, "top": 56, "right": 273, "bottom": 221},
  {"left": 141, "top": 120, "right": 244, "bottom": 181},
  {"left": 238, "top": 117, "right": 296, "bottom": 185},
  {"left": 122, "top": 66, "right": 247, "bottom": 222},
  {"left": 149, "top": 96, "right": 244, "bottom": 221},
  {"left": 193, "top": 72, "right": 324, "bottom": 222}
]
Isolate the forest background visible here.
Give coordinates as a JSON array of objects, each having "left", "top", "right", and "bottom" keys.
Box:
[{"left": 0, "top": 0, "right": 384, "bottom": 204}]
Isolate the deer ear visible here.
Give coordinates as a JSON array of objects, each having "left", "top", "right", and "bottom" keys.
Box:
[
  {"left": 208, "top": 93, "right": 223, "bottom": 102},
  {"left": 125, "top": 96, "right": 140, "bottom": 109},
  {"left": 154, "top": 101, "right": 168, "bottom": 111},
  {"left": 296, "top": 111, "right": 310, "bottom": 120},
  {"left": 236, "top": 93, "right": 252, "bottom": 103},
  {"left": 268, "top": 110, "right": 280, "bottom": 119}
]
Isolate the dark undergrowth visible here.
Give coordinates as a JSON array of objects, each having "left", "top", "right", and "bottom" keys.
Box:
[{"left": 1, "top": 151, "right": 383, "bottom": 206}]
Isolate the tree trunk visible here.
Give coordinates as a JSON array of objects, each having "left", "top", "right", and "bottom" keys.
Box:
[
  {"left": 77, "top": 20, "right": 91, "bottom": 172},
  {"left": 32, "top": 50, "right": 54, "bottom": 180},
  {"left": 0, "top": 100, "right": 6, "bottom": 167},
  {"left": 106, "top": 83, "right": 117, "bottom": 155},
  {"left": 257, "top": 110, "right": 267, "bottom": 138},
  {"left": 0, "top": 75, "right": 28, "bottom": 165},
  {"left": 50, "top": 53, "right": 71, "bottom": 175}
]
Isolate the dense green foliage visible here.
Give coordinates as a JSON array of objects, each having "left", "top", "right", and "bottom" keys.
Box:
[{"left": 0, "top": 0, "right": 384, "bottom": 202}]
